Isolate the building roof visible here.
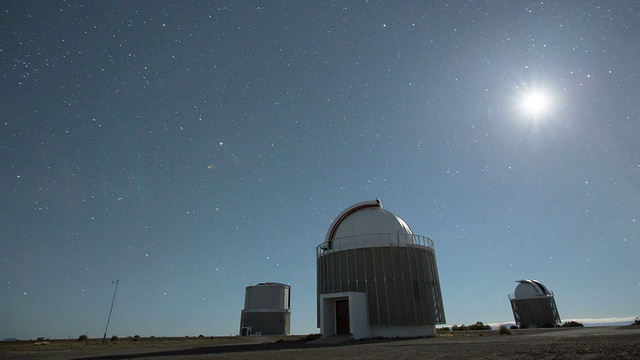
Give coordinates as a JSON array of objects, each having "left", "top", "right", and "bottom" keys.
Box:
[
  {"left": 251, "top": 282, "right": 290, "bottom": 289},
  {"left": 325, "top": 199, "right": 414, "bottom": 249},
  {"left": 513, "top": 279, "right": 552, "bottom": 298}
]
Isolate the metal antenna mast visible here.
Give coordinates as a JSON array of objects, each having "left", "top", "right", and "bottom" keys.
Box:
[{"left": 103, "top": 279, "right": 119, "bottom": 340}]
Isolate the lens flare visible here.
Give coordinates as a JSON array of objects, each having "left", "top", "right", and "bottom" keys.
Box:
[{"left": 519, "top": 89, "right": 551, "bottom": 118}]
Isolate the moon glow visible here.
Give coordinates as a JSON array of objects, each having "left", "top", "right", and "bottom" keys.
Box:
[{"left": 519, "top": 89, "right": 552, "bottom": 118}]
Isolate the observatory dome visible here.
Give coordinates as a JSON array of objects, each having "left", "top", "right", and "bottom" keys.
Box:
[
  {"left": 325, "top": 200, "right": 415, "bottom": 250},
  {"left": 509, "top": 279, "right": 560, "bottom": 328},
  {"left": 317, "top": 199, "right": 446, "bottom": 339},
  {"left": 514, "top": 279, "right": 551, "bottom": 298}
]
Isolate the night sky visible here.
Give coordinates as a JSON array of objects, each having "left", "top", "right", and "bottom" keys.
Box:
[{"left": 2, "top": 1, "right": 639, "bottom": 340}]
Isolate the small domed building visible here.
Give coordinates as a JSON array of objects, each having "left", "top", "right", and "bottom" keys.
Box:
[
  {"left": 508, "top": 279, "right": 561, "bottom": 328},
  {"left": 316, "top": 200, "right": 445, "bottom": 339},
  {"left": 240, "top": 282, "right": 291, "bottom": 336}
]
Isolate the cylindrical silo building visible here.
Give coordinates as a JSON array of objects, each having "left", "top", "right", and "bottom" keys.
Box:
[
  {"left": 508, "top": 279, "right": 561, "bottom": 328},
  {"left": 316, "top": 200, "right": 445, "bottom": 339},
  {"left": 240, "top": 282, "right": 291, "bottom": 336}
]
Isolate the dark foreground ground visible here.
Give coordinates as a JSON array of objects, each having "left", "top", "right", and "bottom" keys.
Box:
[{"left": 2, "top": 326, "right": 639, "bottom": 359}]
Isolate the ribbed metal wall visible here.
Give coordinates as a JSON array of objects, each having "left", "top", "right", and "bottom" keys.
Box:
[
  {"left": 240, "top": 311, "right": 291, "bottom": 335},
  {"left": 509, "top": 296, "right": 561, "bottom": 328},
  {"left": 317, "top": 234, "right": 445, "bottom": 327}
]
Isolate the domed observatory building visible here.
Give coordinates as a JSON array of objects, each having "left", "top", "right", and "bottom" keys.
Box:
[
  {"left": 316, "top": 200, "right": 445, "bottom": 339},
  {"left": 509, "top": 279, "right": 561, "bottom": 328},
  {"left": 240, "top": 282, "right": 291, "bottom": 336}
]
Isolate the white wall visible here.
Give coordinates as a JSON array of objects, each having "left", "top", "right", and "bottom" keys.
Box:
[
  {"left": 320, "top": 292, "right": 370, "bottom": 339},
  {"left": 347, "top": 292, "right": 369, "bottom": 339}
]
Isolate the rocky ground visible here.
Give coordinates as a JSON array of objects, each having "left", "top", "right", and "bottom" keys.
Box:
[{"left": 2, "top": 326, "right": 639, "bottom": 359}]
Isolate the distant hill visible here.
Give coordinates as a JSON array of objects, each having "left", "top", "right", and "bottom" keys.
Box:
[{"left": 583, "top": 321, "right": 634, "bottom": 327}]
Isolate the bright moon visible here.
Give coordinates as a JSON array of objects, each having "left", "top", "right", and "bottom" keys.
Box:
[{"left": 519, "top": 90, "right": 551, "bottom": 118}]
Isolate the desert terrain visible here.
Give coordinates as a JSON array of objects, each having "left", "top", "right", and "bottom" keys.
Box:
[{"left": 2, "top": 326, "right": 639, "bottom": 359}]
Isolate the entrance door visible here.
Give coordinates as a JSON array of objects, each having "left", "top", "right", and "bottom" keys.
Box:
[{"left": 335, "top": 299, "right": 350, "bottom": 334}]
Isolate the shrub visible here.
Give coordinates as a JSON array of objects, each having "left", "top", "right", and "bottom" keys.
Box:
[
  {"left": 561, "top": 321, "right": 584, "bottom": 328},
  {"left": 634, "top": 317, "right": 639, "bottom": 326},
  {"left": 133, "top": 335, "right": 140, "bottom": 341},
  {"left": 498, "top": 325, "right": 511, "bottom": 335},
  {"left": 110, "top": 335, "right": 119, "bottom": 341},
  {"left": 78, "top": 335, "right": 88, "bottom": 341},
  {"left": 452, "top": 322, "right": 491, "bottom": 331},
  {"left": 468, "top": 322, "right": 491, "bottom": 331},
  {"left": 451, "top": 324, "right": 469, "bottom": 331}
]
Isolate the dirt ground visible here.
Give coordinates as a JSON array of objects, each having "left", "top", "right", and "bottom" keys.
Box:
[{"left": 2, "top": 326, "right": 639, "bottom": 359}]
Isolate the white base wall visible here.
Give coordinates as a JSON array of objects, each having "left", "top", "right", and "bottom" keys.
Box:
[
  {"left": 319, "top": 292, "right": 437, "bottom": 340},
  {"left": 320, "top": 292, "right": 370, "bottom": 339},
  {"left": 320, "top": 292, "right": 436, "bottom": 339}
]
